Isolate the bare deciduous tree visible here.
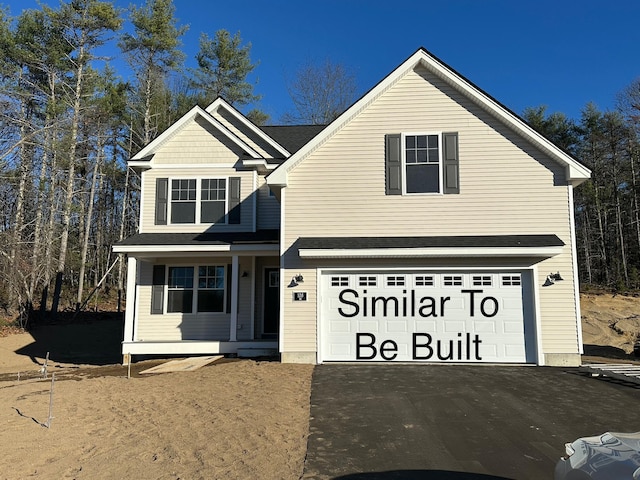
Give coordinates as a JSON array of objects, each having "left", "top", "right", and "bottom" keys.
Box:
[{"left": 282, "top": 59, "right": 357, "bottom": 125}]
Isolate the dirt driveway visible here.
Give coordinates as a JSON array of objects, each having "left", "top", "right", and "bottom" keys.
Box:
[{"left": 303, "top": 364, "right": 640, "bottom": 479}]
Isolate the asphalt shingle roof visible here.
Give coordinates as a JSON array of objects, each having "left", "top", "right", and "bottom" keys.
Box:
[
  {"left": 262, "top": 125, "right": 326, "bottom": 153},
  {"left": 116, "top": 230, "right": 279, "bottom": 247},
  {"left": 296, "top": 234, "right": 564, "bottom": 250}
]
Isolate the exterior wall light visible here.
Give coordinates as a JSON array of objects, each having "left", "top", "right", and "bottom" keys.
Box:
[
  {"left": 288, "top": 274, "right": 304, "bottom": 288},
  {"left": 543, "top": 272, "right": 563, "bottom": 287}
]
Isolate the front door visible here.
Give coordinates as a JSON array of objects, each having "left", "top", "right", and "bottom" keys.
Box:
[{"left": 263, "top": 268, "right": 280, "bottom": 338}]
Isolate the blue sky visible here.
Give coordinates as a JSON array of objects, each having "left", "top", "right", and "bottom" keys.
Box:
[{"left": 4, "top": 0, "right": 640, "bottom": 124}]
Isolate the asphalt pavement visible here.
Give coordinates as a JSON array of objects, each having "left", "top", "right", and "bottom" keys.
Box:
[{"left": 302, "top": 364, "right": 640, "bottom": 479}]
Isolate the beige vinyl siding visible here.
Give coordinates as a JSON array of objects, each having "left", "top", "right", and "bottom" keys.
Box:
[
  {"left": 256, "top": 175, "right": 280, "bottom": 229},
  {"left": 141, "top": 168, "right": 255, "bottom": 233},
  {"left": 135, "top": 258, "right": 253, "bottom": 342},
  {"left": 211, "top": 108, "right": 284, "bottom": 159},
  {"left": 280, "top": 65, "right": 579, "bottom": 357},
  {"left": 151, "top": 116, "right": 248, "bottom": 165}
]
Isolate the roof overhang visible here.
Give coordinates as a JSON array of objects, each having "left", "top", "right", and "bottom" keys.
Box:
[
  {"left": 114, "top": 244, "right": 280, "bottom": 255},
  {"left": 113, "top": 231, "right": 280, "bottom": 256},
  {"left": 297, "top": 235, "right": 564, "bottom": 259}
]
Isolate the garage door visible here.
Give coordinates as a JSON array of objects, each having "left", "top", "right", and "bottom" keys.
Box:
[{"left": 319, "top": 270, "right": 536, "bottom": 363}]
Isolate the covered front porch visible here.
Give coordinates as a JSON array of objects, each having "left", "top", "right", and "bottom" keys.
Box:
[{"left": 113, "top": 231, "right": 280, "bottom": 365}]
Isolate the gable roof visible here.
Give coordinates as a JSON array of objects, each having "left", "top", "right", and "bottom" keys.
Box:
[
  {"left": 267, "top": 47, "right": 591, "bottom": 187},
  {"left": 206, "top": 98, "right": 292, "bottom": 157},
  {"left": 129, "top": 105, "right": 262, "bottom": 165}
]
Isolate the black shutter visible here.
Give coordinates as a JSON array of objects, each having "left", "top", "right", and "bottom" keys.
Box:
[
  {"left": 226, "top": 264, "right": 232, "bottom": 313},
  {"left": 443, "top": 132, "right": 460, "bottom": 194},
  {"left": 385, "top": 134, "right": 402, "bottom": 195},
  {"left": 151, "top": 265, "right": 166, "bottom": 314},
  {"left": 228, "top": 177, "right": 241, "bottom": 224},
  {"left": 155, "top": 178, "right": 168, "bottom": 225}
]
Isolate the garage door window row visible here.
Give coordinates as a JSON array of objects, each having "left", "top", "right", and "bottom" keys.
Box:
[{"left": 329, "top": 273, "right": 522, "bottom": 289}]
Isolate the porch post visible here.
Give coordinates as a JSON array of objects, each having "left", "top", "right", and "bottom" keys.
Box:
[
  {"left": 123, "top": 256, "right": 137, "bottom": 364},
  {"left": 229, "top": 255, "right": 239, "bottom": 341}
]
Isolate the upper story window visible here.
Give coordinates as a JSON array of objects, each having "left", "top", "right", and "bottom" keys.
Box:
[
  {"left": 200, "top": 179, "right": 227, "bottom": 223},
  {"left": 405, "top": 134, "right": 441, "bottom": 194},
  {"left": 171, "top": 179, "right": 198, "bottom": 223},
  {"left": 155, "top": 177, "right": 241, "bottom": 226},
  {"left": 171, "top": 178, "right": 226, "bottom": 224},
  {"left": 385, "top": 132, "right": 459, "bottom": 196}
]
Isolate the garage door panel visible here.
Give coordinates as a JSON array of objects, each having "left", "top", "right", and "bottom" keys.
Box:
[
  {"left": 330, "top": 320, "right": 352, "bottom": 333},
  {"left": 330, "top": 343, "right": 351, "bottom": 356},
  {"left": 473, "top": 321, "right": 496, "bottom": 333},
  {"left": 415, "top": 320, "right": 437, "bottom": 332},
  {"left": 358, "top": 320, "right": 379, "bottom": 332},
  {"left": 443, "top": 320, "right": 465, "bottom": 333},
  {"left": 480, "top": 344, "right": 498, "bottom": 358},
  {"left": 503, "top": 321, "right": 525, "bottom": 334},
  {"left": 386, "top": 320, "right": 408, "bottom": 333},
  {"left": 320, "top": 270, "right": 536, "bottom": 364}
]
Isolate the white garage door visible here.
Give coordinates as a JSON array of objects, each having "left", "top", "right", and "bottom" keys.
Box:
[{"left": 319, "top": 270, "right": 536, "bottom": 363}]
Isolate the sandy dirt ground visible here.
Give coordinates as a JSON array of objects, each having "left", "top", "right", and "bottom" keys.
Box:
[
  {"left": 0, "top": 293, "right": 638, "bottom": 479},
  {"left": 0, "top": 327, "right": 313, "bottom": 480},
  {"left": 580, "top": 293, "right": 640, "bottom": 359}
]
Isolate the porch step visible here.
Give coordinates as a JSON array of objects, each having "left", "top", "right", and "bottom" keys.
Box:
[{"left": 237, "top": 347, "right": 278, "bottom": 358}]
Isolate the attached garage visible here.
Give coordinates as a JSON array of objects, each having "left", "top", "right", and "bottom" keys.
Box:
[{"left": 319, "top": 269, "right": 538, "bottom": 363}]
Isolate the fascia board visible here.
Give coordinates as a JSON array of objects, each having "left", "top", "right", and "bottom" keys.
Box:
[
  {"left": 206, "top": 98, "right": 291, "bottom": 157},
  {"left": 297, "top": 246, "right": 564, "bottom": 259},
  {"left": 131, "top": 105, "right": 262, "bottom": 161}
]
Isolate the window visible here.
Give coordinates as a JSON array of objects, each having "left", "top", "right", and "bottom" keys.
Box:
[
  {"left": 197, "top": 266, "right": 225, "bottom": 312},
  {"left": 386, "top": 276, "right": 405, "bottom": 287},
  {"left": 171, "top": 179, "right": 196, "bottom": 223},
  {"left": 472, "top": 275, "right": 492, "bottom": 286},
  {"left": 415, "top": 275, "right": 434, "bottom": 286},
  {"left": 359, "top": 276, "right": 377, "bottom": 287},
  {"left": 166, "top": 265, "right": 226, "bottom": 314},
  {"left": 201, "top": 179, "right": 226, "bottom": 223},
  {"left": 405, "top": 134, "right": 440, "bottom": 194},
  {"left": 167, "top": 267, "right": 194, "bottom": 313},
  {"left": 502, "top": 275, "right": 521, "bottom": 286},
  {"left": 157, "top": 177, "right": 241, "bottom": 225},
  {"left": 385, "top": 133, "right": 459, "bottom": 196},
  {"left": 331, "top": 276, "right": 349, "bottom": 287},
  {"left": 443, "top": 275, "right": 463, "bottom": 286}
]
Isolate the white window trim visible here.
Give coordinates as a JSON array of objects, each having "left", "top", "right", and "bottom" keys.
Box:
[
  {"left": 165, "top": 264, "right": 227, "bottom": 314},
  {"left": 402, "top": 132, "right": 443, "bottom": 195},
  {"left": 167, "top": 176, "right": 230, "bottom": 225}
]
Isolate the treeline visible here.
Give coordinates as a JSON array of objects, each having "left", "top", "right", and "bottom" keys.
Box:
[
  {"left": 0, "top": 0, "right": 637, "bottom": 324},
  {"left": 0, "top": 0, "right": 261, "bottom": 323},
  {"left": 524, "top": 84, "right": 640, "bottom": 291}
]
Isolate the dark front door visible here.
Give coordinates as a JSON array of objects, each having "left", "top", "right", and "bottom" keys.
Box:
[{"left": 263, "top": 268, "right": 280, "bottom": 338}]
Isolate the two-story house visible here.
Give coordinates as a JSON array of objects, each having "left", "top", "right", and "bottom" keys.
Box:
[{"left": 115, "top": 48, "right": 590, "bottom": 366}]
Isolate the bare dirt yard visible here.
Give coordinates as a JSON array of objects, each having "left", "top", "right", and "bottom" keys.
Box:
[
  {"left": 0, "top": 320, "right": 312, "bottom": 480},
  {"left": 581, "top": 292, "right": 640, "bottom": 361},
  {"left": 0, "top": 293, "right": 638, "bottom": 479}
]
